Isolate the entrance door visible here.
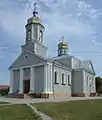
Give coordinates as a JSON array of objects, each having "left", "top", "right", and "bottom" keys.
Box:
[{"left": 23, "top": 80, "right": 30, "bottom": 93}]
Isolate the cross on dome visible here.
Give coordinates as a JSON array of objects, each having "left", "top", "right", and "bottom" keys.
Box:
[
  {"left": 33, "top": 2, "right": 38, "bottom": 17},
  {"left": 61, "top": 36, "right": 64, "bottom": 42}
]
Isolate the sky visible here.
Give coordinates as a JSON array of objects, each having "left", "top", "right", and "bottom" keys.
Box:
[{"left": 0, "top": 0, "right": 102, "bottom": 85}]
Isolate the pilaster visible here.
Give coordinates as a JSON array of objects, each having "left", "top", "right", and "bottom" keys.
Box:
[
  {"left": 47, "top": 63, "right": 53, "bottom": 93},
  {"left": 19, "top": 68, "right": 24, "bottom": 93},
  {"left": 83, "top": 70, "right": 86, "bottom": 93},
  {"left": 9, "top": 70, "right": 14, "bottom": 93},
  {"left": 30, "top": 67, "right": 35, "bottom": 93},
  {"left": 37, "top": 25, "right": 40, "bottom": 41},
  {"left": 43, "top": 64, "right": 48, "bottom": 93}
]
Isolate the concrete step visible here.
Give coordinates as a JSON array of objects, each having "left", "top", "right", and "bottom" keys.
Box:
[{"left": 24, "top": 94, "right": 32, "bottom": 99}]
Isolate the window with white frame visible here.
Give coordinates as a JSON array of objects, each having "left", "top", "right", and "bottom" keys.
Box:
[
  {"left": 86, "top": 76, "right": 89, "bottom": 86},
  {"left": 68, "top": 75, "right": 71, "bottom": 85},
  {"left": 62, "top": 73, "right": 65, "bottom": 85},
  {"left": 54, "top": 71, "right": 58, "bottom": 84}
]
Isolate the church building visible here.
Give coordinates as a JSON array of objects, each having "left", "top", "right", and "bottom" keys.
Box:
[{"left": 8, "top": 4, "right": 96, "bottom": 99}]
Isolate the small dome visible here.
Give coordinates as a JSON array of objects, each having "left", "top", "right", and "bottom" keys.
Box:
[
  {"left": 58, "top": 41, "right": 68, "bottom": 49},
  {"left": 57, "top": 37, "right": 69, "bottom": 56},
  {"left": 27, "top": 16, "right": 44, "bottom": 26}
]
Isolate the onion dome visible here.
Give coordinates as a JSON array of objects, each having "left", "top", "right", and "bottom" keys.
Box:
[
  {"left": 58, "top": 36, "right": 68, "bottom": 56},
  {"left": 58, "top": 41, "right": 68, "bottom": 49},
  {"left": 27, "top": 16, "right": 44, "bottom": 27},
  {"left": 26, "top": 3, "right": 44, "bottom": 28}
]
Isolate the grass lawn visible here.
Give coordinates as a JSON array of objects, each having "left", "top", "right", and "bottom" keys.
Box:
[
  {"left": 33, "top": 99, "right": 102, "bottom": 120},
  {"left": 0, "top": 104, "right": 42, "bottom": 120}
]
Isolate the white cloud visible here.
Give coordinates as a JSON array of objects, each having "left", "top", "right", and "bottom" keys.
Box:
[
  {"left": 77, "top": 1, "right": 102, "bottom": 20},
  {"left": 0, "top": 0, "right": 99, "bottom": 44},
  {"left": 0, "top": 0, "right": 102, "bottom": 81}
]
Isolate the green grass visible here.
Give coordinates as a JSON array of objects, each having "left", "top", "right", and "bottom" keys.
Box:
[
  {"left": 33, "top": 100, "right": 102, "bottom": 120},
  {"left": 0, "top": 104, "right": 42, "bottom": 120}
]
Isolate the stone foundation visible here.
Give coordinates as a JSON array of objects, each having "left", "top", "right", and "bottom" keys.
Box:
[
  {"left": 8, "top": 92, "right": 71, "bottom": 99},
  {"left": 71, "top": 93, "right": 85, "bottom": 97},
  {"left": 28, "top": 92, "right": 71, "bottom": 99},
  {"left": 72, "top": 93, "right": 96, "bottom": 97},
  {"left": 53, "top": 92, "right": 71, "bottom": 98},
  {"left": 29, "top": 93, "right": 50, "bottom": 99},
  {"left": 8, "top": 92, "right": 96, "bottom": 99},
  {"left": 8, "top": 93, "right": 24, "bottom": 99},
  {"left": 89, "top": 93, "right": 96, "bottom": 97}
]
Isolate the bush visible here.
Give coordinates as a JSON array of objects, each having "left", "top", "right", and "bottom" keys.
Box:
[
  {"left": 0, "top": 88, "right": 9, "bottom": 96},
  {"left": 97, "top": 87, "right": 102, "bottom": 94}
]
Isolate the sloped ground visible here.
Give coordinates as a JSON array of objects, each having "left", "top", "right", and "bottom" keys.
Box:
[
  {"left": 33, "top": 99, "right": 102, "bottom": 120},
  {"left": 0, "top": 104, "right": 42, "bottom": 120}
]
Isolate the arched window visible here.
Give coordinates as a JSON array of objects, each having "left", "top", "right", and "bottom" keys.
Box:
[
  {"left": 39, "top": 30, "right": 43, "bottom": 42},
  {"left": 54, "top": 71, "right": 58, "bottom": 84},
  {"left": 27, "top": 30, "right": 31, "bottom": 41},
  {"left": 68, "top": 75, "right": 71, "bottom": 85},
  {"left": 62, "top": 73, "right": 65, "bottom": 85},
  {"left": 58, "top": 49, "right": 61, "bottom": 56}
]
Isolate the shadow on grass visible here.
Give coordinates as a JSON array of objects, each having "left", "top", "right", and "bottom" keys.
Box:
[{"left": 0, "top": 102, "right": 10, "bottom": 104}]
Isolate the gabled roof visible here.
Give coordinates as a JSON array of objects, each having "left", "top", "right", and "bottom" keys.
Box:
[
  {"left": 71, "top": 57, "right": 96, "bottom": 75},
  {"left": 52, "top": 55, "right": 96, "bottom": 75},
  {"left": 80, "top": 60, "right": 96, "bottom": 75},
  {"left": 9, "top": 50, "right": 48, "bottom": 70}
]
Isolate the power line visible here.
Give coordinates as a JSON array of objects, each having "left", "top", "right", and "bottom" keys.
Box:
[
  {"left": 1, "top": 49, "right": 102, "bottom": 54},
  {"left": 1, "top": 46, "right": 102, "bottom": 53},
  {"left": 0, "top": 45, "right": 102, "bottom": 56}
]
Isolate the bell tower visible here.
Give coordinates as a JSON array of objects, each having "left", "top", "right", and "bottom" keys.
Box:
[
  {"left": 22, "top": 3, "right": 48, "bottom": 58},
  {"left": 25, "top": 3, "right": 44, "bottom": 44}
]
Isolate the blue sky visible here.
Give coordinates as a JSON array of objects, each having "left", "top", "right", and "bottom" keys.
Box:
[{"left": 0, "top": 0, "right": 102, "bottom": 85}]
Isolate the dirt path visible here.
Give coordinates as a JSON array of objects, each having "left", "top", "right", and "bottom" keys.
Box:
[
  {"left": 26, "top": 103, "right": 52, "bottom": 120},
  {"left": 0, "top": 96, "right": 102, "bottom": 104}
]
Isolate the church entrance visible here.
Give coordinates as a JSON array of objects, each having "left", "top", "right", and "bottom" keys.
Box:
[{"left": 23, "top": 80, "right": 30, "bottom": 94}]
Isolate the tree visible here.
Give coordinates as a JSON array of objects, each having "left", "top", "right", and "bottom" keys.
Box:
[
  {"left": 95, "top": 77, "right": 102, "bottom": 94},
  {"left": 0, "top": 87, "right": 9, "bottom": 96},
  {"left": 95, "top": 77, "right": 101, "bottom": 91}
]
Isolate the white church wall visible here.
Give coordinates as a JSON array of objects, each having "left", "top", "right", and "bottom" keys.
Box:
[
  {"left": 72, "top": 70, "right": 84, "bottom": 93},
  {"left": 84, "top": 71, "right": 96, "bottom": 93},
  {"left": 53, "top": 65, "right": 71, "bottom": 94},
  {"left": 34, "top": 65, "right": 44, "bottom": 93},
  {"left": 47, "top": 64, "right": 53, "bottom": 93},
  {"left": 71, "top": 57, "right": 81, "bottom": 69}
]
